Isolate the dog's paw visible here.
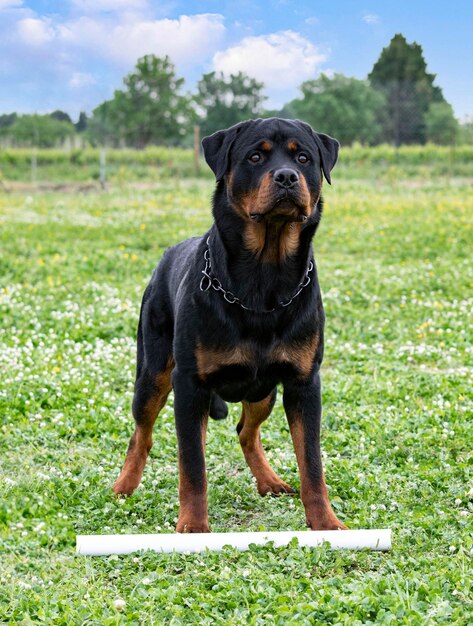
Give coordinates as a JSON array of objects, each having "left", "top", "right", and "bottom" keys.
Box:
[
  {"left": 257, "top": 479, "right": 295, "bottom": 497},
  {"left": 306, "top": 515, "right": 348, "bottom": 531},
  {"left": 112, "top": 473, "right": 140, "bottom": 497},
  {"left": 176, "top": 518, "right": 210, "bottom": 533}
]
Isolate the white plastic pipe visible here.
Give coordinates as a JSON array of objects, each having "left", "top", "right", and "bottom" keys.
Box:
[{"left": 76, "top": 529, "right": 391, "bottom": 555}]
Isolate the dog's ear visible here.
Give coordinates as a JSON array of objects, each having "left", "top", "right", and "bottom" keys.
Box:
[
  {"left": 202, "top": 121, "right": 251, "bottom": 182},
  {"left": 298, "top": 121, "right": 339, "bottom": 184}
]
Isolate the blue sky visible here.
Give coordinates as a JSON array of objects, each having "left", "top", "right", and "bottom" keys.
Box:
[{"left": 1, "top": 0, "right": 472, "bottom": 121}]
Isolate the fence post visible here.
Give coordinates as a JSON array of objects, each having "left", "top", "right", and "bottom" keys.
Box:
[
  {"left": 99, "top": 146, "right": 106, "bottom": 189},
  {"left": 193, "top": 125, "right": 200, "bottom": 174},
  {"left": 31, "top": 149, "right": 37, "bottom": 185}
]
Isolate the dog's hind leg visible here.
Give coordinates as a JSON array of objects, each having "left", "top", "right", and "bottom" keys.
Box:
[
  {"left": 113, "top": 286, "right": 174, "bottom": 497},
  {"left": 113, "top": 351, "right": 173, "bottom": 496},
  {"left": 237, "top": 389, "right": 295, "bottom": 496}
]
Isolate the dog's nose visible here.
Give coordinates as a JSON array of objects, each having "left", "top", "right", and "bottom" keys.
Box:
[{"left": 273, "top": 168, "right": 299, "bottom": 189}]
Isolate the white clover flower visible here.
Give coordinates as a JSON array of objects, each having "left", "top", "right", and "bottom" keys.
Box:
[{"left": 113, "top": 598, "right": 126, "bottom": 611}]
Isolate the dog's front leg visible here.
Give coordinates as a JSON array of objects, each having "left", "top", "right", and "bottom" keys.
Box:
[
  {"left": 283, "top": 374, "right": 347, "bottom": 530},
  {"left": 173, "top": 370, "right": 211, "bottom": 533}
]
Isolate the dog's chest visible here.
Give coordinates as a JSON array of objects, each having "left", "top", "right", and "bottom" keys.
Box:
[{"left": 195, "top": 335, "right": 319, "bottom": 401}]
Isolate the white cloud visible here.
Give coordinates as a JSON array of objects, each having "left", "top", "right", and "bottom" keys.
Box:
[
  {"left": 58, "top": 13, "right": 226, "bottom": 67},
  {"left": 0, "top": 0, "right": 23, "bottom": 9},
  {"left": 69, "top": 71, "right": 96, "bottom": 88},
  {"left": 362, "top": 13, "right": 380, "bottom": 24},
  {"left": 108, "top": 14, "right": 225, "bottom": 66},
  {"left": 213, "top": 31, "right": 326, "bottom": 97},
  {"left": 17, "top": 17, "right": 55, "bottom": 45},
  {"left": 1, "top": 8, "right": 229, "bottom": 116}
]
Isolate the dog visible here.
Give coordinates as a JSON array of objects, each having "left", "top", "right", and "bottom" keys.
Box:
[{"left": 113, "top": 117, "right": 347, "bottom": 532}]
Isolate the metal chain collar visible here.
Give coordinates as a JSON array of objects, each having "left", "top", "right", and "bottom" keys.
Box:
[{"left": 199, "top": 237, "right": 314, "bottom": 314}]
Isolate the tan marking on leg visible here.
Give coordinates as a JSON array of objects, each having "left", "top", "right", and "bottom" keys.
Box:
[
  {"left": 289, "top": 419, "right": 347, "bottom": 530},
  {"left": 113, "top": 357, "right": 174, "bottom": 496},
  {"left": 238, "top": 394, "right": 294, "bottom": 496},
  {"left": 176, "top": 414, "right": 209, "bottom": 533}
]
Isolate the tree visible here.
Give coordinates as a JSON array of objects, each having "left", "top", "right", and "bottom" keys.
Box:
[
  {"left": 87, "top": 96, "right": 125, "bottom": 146},
  {"left": 459, "top": 117, "right": 473, "bottom": 145},
  {"left": 89, "top": 55, "right": 193, "bottom": 147},
  {"left": 50, "top": 110, "right": 72, "bottom": 124},
  {"left": 75, "top": 111, "right": 88, "bottom": 133},
  {"left": 1, "top": 114, "right": 74, "bottom": 147},
  {"left": 425, "top": 102, "right": 458, "bottom": 145},
  {"left": 369, "top": 34, "right": 445, "bottom": 145},
  {"left": 196, "top": 72, "right": 266, "bottom": 137},
  {"left": 287, "top": 74, "right": 386, "bottom": 145},
  {"left": 0, "top": 113, "right": 17, "bottom": 129}
]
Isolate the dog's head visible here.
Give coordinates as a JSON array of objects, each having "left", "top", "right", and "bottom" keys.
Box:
[{"left": 202, "top": 118, "right": 339, "bottom": 223}]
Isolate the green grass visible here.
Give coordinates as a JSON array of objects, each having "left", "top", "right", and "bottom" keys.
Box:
[{"left": 0, "top": 165, "right": 472, "bottom": 624}]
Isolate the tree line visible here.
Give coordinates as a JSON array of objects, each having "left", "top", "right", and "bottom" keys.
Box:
[{"left": 1, "top": 34, "right": 471, "bottom": 148}]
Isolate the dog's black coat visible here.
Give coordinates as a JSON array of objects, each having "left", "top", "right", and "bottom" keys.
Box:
[{"left": 114, "top": 118, "right": 346, "bottom": 532}]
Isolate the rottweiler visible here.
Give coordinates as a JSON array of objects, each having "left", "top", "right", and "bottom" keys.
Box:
[{"left": 113, "top": 117, "right": 347, "bottom": 532}]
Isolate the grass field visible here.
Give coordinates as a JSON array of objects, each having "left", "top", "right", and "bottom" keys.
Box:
[{"left": 0, "top": 160, "right": 472, "bottom": 623}]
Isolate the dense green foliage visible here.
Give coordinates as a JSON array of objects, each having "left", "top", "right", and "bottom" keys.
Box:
[
  {"left": 368, "top": 34, "right": 447, "bottom": 145},
  {"left": 75, "top": 112, "right": 88, "bottom": 134},
  {"left": 0, "top": 157, "right": 472, "bottom": 623},
  {"left": 1, "top": 34, "right": 468, "bottom": 148},
  {"left": 0, "top": 114, "right": 75, "bottom": 148},
  {"left": 425, "top": 102, "right": 459, "bottom": 145},
  {"left": 288, "top": 74, "right": 386, "bottom": 145},
  {"left": 196, "top": 72, "right": 266, "bottom": 137},
  {"left": 459, "top": 118, "right": 473, "bottom": 144},
  {"left": 88, "top": 56, "right": 194, "bottom": 147},
  {"left": 0, "top": 113, "right": 18, "bottom": 129}
]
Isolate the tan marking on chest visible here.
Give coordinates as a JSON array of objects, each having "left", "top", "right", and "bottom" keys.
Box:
[
  {"left": 244, "top": 220, "right": 303, "bottom": 264},
  {"left": 270, "top": 334, "right": 319, "bottom": 377},
  {"left": 195, "top": 342, "right": 255, "bottom": 379},
  {"left": 240, "top": 171, "right": 313, "bottom": 263}
]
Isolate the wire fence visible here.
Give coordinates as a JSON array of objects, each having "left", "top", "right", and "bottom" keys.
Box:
[{"left": 1, "top": 126, "right": 472, "bottom": 188}]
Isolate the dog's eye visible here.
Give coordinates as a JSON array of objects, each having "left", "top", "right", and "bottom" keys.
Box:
[
  {"left": 249, "top": 152, "right": 262, "bottom": 163},
  {"left": 297, "top": 153, "right": 309, "bottom": 164}
]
